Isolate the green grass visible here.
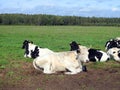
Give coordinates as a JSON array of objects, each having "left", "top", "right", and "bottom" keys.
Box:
[
  {"left": 0, "top": 25, "right": 120, "bottom": 67},
  {"left": 0, "top": 25, "right": 120, "bottom": 89}
]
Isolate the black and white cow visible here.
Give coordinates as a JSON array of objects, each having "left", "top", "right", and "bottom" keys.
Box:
[
  {"left": 22, "top": 40, "right": 87, "bottom": 74},
  {"left": 105, "top": 37, "right": 120, "bottom": 62},
  {"left": 22, "top": 40, "right": 54, "bottom": 59},
  {"left": 105, "top": 37, "right": 120, "bottom": 51},
  {"left": 70, "top": 41, "right": 110, "bottom": 62},
  {"left": 107, "top": 48, "right": 120, "bottom": 62}
]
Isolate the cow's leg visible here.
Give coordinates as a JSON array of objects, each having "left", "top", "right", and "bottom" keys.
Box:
[
  {"left": 43, "top": 63, "right": 55, "bottom": 74},
  {"left": 64, "top": 66, "right": 82, "bottom": 75}
]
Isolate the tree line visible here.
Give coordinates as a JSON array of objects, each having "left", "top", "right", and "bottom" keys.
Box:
[{"left": 0, "top": 14, "right": 120, "bottom": 26}]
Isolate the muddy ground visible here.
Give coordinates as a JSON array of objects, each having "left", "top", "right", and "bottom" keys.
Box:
[{"left": 0, "top": 61, "right": 120, "bottom": 90}]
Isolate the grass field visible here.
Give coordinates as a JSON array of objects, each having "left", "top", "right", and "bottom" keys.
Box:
[
  {"left": 0, "top": 26, "right": 120, "bottom": 89},
  {"left": 0, "top": 25, "right": 120, "bottom": 67}
]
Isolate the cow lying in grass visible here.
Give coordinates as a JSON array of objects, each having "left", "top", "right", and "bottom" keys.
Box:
[
  {"left": 22, "top": 40, "right": 87, "bottom": 74},
  {"left": 107, "top": 48, "right": 120, "bottom": 62},
  {"left": 105, "top": 37, "right": 120, "bottom": 62},
  {"left": 70, "top": 41, "right": 110, "bottom": 62},
  {"left": 22, "top": 40, "right": 54, "bottom": 58},
  {"left": 105, "top": 37, "right": 120, "bottom": 51}
]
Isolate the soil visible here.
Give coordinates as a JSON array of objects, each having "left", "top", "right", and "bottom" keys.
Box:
[{"left": 0, "top": 61, "right": 120, "bottom": 90}]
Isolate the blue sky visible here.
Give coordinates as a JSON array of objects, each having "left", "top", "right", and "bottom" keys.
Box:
[{"left": 0, "top": 0, "right": 120, "bottom": 17}]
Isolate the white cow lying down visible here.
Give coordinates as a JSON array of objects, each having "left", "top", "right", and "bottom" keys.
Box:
[
  {"left": 33, "top": 51, "right": 83, "bottom": 74},
  {"left": 22, "top": 40, "right": 86, "bottom": 74}
]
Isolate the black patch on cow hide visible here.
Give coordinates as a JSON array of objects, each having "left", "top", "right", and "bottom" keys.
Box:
[
  {"left": 31, "top": 46, "right": 39, "bottom": 59},
  {"left": 105, "top": 40, "right": 118, "bottom": 50},
  {"left": 117, "top": 40, "right": 120, "bottom": 48},
  {"left": 88, "top": 49, "right": 103, "bottom": 62}
]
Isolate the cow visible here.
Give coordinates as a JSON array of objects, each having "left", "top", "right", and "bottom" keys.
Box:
[
  {"left": 107, "top": 47, "right": 120, "bottom": 62},
  {"left": 70, "top": 41, "right": 110, "bottom": 62},
  {"left": 22, "top": 40, "right": 87, "bottom": 74},
  {"left": 105, "top": 37, "right": 120, "bottom": 62},
  {"left": 22, "top": 40, "right": 54, "bottom": 58},
  {"left": 105, "top": 37, "right": 120, "bottom": 51}
]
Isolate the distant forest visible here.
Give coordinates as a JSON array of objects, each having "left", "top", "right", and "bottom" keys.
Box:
[{"left": 0, "top": 14, "right": 120, "bottom": 26}]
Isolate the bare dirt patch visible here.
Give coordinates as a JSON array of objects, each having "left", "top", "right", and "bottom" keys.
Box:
[{"left": 0, "top": 61, "right": 120, "bottom": 90}]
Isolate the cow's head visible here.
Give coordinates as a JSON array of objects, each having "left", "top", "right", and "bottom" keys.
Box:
[
  {"left": 22, "top": 40, "right": 33, "bottom": 49},
  {"left": 105, "top": 38, "right": 120, "bottom": 50},
  {"left": 105, "top": 39, "right": 118, "bottom": 50},
  {"left": 70, "top": 41, "right": 80, "bottom": 52},
  {"left": 70, "top": 41, "right": 90, "bottom": 63},
  {"left": 107, "top": 48, "right": 120, "bottom": 62},
  {"left": 77, "top": 45, "right": 89, "bottom": 63},
  {"left": 22, "top": 40, "right": 39, "bottom": 58}
]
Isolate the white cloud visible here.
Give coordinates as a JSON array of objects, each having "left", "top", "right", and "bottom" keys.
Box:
[{"left": 112, "top": 7, "right": 120, "bottom": 11}]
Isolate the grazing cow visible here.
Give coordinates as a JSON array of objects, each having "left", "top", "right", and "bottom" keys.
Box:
[
  {"left": 70, "top": 41, "right": 110, "bottom": 62},
  {"left": 22, "top": 40, "right": 54, "bottom": 58},
  {"left": 107, "top": 48, "right": 120, "bottom": 62},
  {"left": 105, "top": 38, "right": 120, "bottom": 50},
  {"left": 22, "top": 40, "right": 87, "bottom": 74}
]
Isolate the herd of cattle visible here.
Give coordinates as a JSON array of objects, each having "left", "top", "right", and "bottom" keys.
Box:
[{"left": 22, "top": 37, "right": 120, "bottom": 75}]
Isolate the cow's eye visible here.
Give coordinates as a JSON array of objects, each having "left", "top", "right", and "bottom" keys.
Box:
[{"left": 113, "top": 51, "right": 116, "bottom": 54}]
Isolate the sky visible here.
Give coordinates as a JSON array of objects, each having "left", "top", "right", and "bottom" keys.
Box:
[{"left": 0, "top": 0, "right": 120, "bottom": 17}]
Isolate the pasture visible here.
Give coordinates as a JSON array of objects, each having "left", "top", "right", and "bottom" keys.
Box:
[{"left": 0, "top": 26, "right": 120, "bottom": 90}]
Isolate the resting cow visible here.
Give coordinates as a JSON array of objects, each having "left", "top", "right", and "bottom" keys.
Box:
[
  {"left": 105, "top": 37, "right": 120, "bottom": 62},
  {"left": 107, "top": 47, "right": 120, "bottom": 62},
  {"left": 70, "top": 41, "right": 110, "bottom": 62},
  {"left": 22, "top": 40, "right": 87, "bottom": 74},
  {"left": 105, "top": 37, "right": 120, "bottom": 50},
  {"left": 22, "top": 40, "right": 54, "bottom": 58}
]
